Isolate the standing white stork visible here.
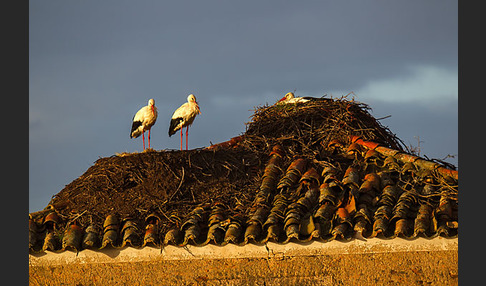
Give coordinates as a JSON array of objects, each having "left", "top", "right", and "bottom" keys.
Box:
[
  {"left": 168, "top": 94, "right": 201, "bottom": 151},
  {"left": 130, "top": 98, "right": 158, "bottom": 151},
  {"left": 277, "top": 92, "right": 312, "bottom": 104}
]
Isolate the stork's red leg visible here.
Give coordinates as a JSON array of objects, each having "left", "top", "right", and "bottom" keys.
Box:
[
  {"left": 186, "top": 126, "right": 189, "bottom": 150},
  {"left": 180, "top": 129, "right": 183, "bottom": 151},
  {"left": 148, "top": 129, "right": 151, "bottom": 149},
  {"left": 142, "top": 132, "right": 146, "bottom": 150}
]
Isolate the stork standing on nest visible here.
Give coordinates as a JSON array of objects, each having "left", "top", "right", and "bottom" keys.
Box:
[
  {"left": 277, "top": 92, "right": 312, "bottom": 104},
  {"left": 169, "top": 94, "right": 201, "bottom": 151},
  {"left": 130, "top": 98, "right": 158, "bottom": 151}
]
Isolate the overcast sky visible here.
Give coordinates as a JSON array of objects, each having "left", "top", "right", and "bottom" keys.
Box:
[{"left": 29, "top": 0, "right": 458, "bottom": 212}]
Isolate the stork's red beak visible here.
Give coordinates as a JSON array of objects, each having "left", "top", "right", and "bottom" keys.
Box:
[{"left": 278, "top": 96, "right": 286, "bottom": 102}]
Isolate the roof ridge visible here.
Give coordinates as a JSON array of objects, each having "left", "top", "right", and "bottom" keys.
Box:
[{"left": 350, "top": 135, "right": 458, "bottom": 181}]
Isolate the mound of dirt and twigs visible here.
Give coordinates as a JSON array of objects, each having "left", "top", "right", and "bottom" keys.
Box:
[{"left": 33, "top": 96, "right": 412, "bottom": 232}]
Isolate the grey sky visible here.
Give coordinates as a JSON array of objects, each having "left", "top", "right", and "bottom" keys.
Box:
[{"left": 29, "top": 0, "right": 458, "bottom": 212}]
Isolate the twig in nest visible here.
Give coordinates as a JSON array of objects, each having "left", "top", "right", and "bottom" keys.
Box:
[
  {"left": 376, "top": 115, "right": 392, "bottom": 120},
  {"left": 168, "top": 167, "right": 185, "bottom": 203},
  {"left": 158, "top": 207, "right": 176, "bottom": 224},
  {"left": 67, "top": 210, "right": 88, "bottom": 226},
  {"left": 160, "top": 160, "right": 180, "bottom": 180}
]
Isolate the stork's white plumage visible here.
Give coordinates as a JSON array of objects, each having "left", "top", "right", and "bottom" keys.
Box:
[
  {"left": 130, "top": 98, "right": 158, "bottom": 150},
  {"left": 169, "top": 94, "right": 201, "bottom": 151},
  {"left": 277, "top": 92, "right": 311, "bottom": 104}
]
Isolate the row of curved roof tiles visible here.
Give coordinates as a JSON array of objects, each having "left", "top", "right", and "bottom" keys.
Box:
[{"left": 29, "top": 137, "right": 458, "bottom": 253}]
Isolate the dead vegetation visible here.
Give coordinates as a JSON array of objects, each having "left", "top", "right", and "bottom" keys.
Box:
[
  {"left": 244, "top": 96, "right": 405, "bottom": 157},
  {"left": 45, "top": 148, "right": 262, "bottom": 233}
]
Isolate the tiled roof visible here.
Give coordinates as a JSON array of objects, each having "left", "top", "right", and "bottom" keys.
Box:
[{"left": 29, "top": 136, "right": 458, "bottom": 253}]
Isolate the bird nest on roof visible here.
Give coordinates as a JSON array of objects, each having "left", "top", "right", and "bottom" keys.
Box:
[
  {"left": 243, "top": 96, "right": 406, "bottom": 157},
  {"left": 31, "top": 96, "right": 410, "bottom": 233}
]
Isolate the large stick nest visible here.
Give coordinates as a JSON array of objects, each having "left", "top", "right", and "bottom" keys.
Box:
[
  {"left": 38, "top": 97, "right": 407, "bottom": 231},
  {"left": 243, "top": 97, "right": 405, "bottom": 157}
]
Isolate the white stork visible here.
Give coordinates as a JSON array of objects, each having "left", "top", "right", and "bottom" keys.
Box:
[
  {"left": 277, "top": 92, "right": 312, "bottom": 104},
  {"left": 169, "top": 94, "right": 201, "bottom": 151},
  {"left": 130, "top": 98, "right": 158, "bottom": 150}
]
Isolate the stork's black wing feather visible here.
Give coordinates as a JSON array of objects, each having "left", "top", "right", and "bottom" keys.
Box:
[
  {"left": 168, "top": 117, "right": 183, "bottom": 136},
  {"left": 130, "top": 120, "right": 142, "bottom": 138}
]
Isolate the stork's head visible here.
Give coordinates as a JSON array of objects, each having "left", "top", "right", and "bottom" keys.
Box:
[
  {"left": 278, "top": 92, "right": 295, "bottom": 102},
  {"left": 148, "top": 98, "right": 155, "bottom": 113},
  {"left": 188, "top": 94, "right": 201, "bottom": 114},
  {"left": 187, "top": 94, "right": 197, "bottom": 103}
]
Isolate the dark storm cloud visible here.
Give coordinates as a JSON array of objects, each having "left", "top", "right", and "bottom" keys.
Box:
[
  {"left": 29, "top": 0, "right": 457, "bottom": 212},
  {"left": 30, "top": 0, "right": 457, "bottom": 96}
]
